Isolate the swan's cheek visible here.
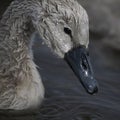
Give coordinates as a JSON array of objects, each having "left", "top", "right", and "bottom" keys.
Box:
[
  {"left": 56, "top": 37, "right": 73, "bottom": 54},
  {"left": 60, "top": 43, "right": 72, "bottom": 53}
]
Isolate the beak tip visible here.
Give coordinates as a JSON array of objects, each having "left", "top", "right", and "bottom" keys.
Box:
[{"left": 87, "top": 85, "right": 98, "bottom": 95}]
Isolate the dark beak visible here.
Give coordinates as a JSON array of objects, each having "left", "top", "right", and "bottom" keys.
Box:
[{"left": 64, "top": 46, "right": 98, "bottom": 94}]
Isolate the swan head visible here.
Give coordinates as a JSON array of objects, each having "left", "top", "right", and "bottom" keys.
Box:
[{"left": 33, "top": 0, "right": 98, "bottom": 94}]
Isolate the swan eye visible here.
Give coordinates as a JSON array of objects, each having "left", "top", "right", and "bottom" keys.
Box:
[{"left": 64, "top": 27, "right": 72, "bottom": 37}]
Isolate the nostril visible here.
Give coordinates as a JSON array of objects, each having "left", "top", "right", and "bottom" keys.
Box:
[{"left": 82, "top": 60, "right": 87, "bottom": 70}]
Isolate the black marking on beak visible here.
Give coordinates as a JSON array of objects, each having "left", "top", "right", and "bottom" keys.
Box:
[{"left": 64, "top": 46, "right": 98, "bottom": 94}]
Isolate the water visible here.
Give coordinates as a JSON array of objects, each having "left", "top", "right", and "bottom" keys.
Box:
[{"left": 0, "top": 34, "right": 119, "bottom": 120}]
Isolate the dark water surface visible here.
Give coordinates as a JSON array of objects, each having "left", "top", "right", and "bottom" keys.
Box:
[{"left": 0, "top": 34, "right": 119, "bottom": 120}]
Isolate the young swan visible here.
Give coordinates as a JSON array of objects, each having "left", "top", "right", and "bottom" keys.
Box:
[{"left": 0, "top": 0, "right": 98, "bottom": 110}]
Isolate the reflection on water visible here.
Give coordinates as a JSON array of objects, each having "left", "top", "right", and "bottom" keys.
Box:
[
  {"left": 39, "top": 96, "right": 120, "bottom": 120},
  {"left": 0, "top": 34, "right": 120, "bottom": 120}
]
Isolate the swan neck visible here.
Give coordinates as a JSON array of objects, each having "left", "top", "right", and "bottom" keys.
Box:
[
  {"left": 0, "top": 0, "right": 42, "bottom": 74},
  {"left": 0, "top": 1, "right": 41, "bottom": 44}
]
